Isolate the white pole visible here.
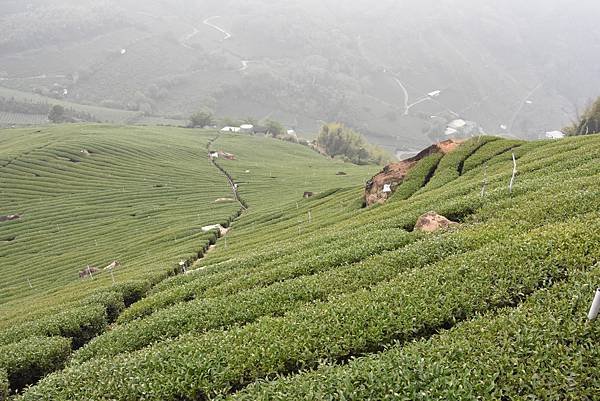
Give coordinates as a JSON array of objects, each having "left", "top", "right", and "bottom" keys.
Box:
[
  {"left": 481, "top": 164, "right": 487, "bottom": 198},
  {"left": 308, "top": 211, "right": 312, "bottom": 223},
  {"left": 509, "top": 153, "right": 517, "bottom": 194},
  {"left": 588, "top": 288, "right": 600, "bottom": 320}
]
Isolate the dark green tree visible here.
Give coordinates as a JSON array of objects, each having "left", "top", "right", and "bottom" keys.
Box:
[
  {"left": 189, "top": 111, "right": 214, "bottom": 128},
  {"left": 48, "top": 105, "right": 65, "bottom": 123},
  {"left": 265, "top": 119, "right": 284, "bottom": 137},
  {"left": 316, "top": 123, "right": 391, "bottom": 165}
]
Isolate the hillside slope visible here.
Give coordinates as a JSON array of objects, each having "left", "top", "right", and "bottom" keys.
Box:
[
  {"left": 2, "top": 131, "right": 598, "bottom": 400},
  {"left": 0, "top": 125, "right": 373, "bottom": 324}
]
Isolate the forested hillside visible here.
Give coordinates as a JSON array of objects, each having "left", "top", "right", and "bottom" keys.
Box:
[{"left": 1, "top": 0, "right": 599, "bottom": 152}]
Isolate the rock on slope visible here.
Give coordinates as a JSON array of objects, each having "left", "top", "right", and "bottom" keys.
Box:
[{"left": 364, "top": 139, "right": 462, "bottom": 206}]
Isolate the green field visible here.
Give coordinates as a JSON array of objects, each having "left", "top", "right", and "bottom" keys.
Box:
[
  {"left": 1, "top": 127, "right": 599, "bottom": 400},
  {"left": 0, "top": 87, "right": 141, "bottom": 124}
]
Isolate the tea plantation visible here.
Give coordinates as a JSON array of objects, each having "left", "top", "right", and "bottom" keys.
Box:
[{"left": 1, "top": 126, "right": 599, "bottom": 400}]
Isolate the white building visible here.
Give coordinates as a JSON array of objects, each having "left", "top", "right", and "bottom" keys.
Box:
[
  {"left": 240, "top": 124, "right": 254, "bottom": 133},
  {"left": 545, "top": 131, "right": 565, "bottom": 140},
  {"left": 220, "top": 126, "right": 241, "bottom": 133}
]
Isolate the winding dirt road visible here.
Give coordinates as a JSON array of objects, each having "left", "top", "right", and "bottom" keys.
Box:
[{"left": 203, "top": 16, "right": 232, "bottom": 40}]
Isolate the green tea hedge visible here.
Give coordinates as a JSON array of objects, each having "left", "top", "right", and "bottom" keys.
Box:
[{"left": 0, "top": 337, "right": 71, "bottom": 394}]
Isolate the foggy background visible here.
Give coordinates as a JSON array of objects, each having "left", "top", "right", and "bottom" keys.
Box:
[{"left": 1, "top": 0, "right": 599, "bottom": 154}]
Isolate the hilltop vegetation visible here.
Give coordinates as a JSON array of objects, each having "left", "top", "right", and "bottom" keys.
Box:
[
  {"left": 316, "top": 123, "right": 391, "bottom": 165},
  {"left": 0, "top": 124, "right": 598, "bottom": 399},
  {"left": 565, "top": 95, "right": 600, "bottom": 136}
]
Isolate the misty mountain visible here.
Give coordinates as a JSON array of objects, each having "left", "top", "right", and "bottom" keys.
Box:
[{"left": 1, "top": 0, "right": 599, "bottom": 152}]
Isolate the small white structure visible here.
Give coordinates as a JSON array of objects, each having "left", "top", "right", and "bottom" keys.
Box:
[
  {"left": 287, "top": 129, "right": 297, "bottom": 136},
  {"left": 209, "top": 151, "right": 219, "bottom": 159},
  {"left": 448, "top": 119, "right": 467, "bottom": 130},
  {"left": 525, "top": 100, "right": 533, "bottom": 105},
  {"left": 220, "top": 126, "right": 241, "bottom": 133},
  {"left": 382, "top": 184, "right": 392, "bottom": 193},
  {"left": 500, "top": 124, "right": 508, "bottom": 130},
  {"left": 120, "top": 49, "right": 127, "bottom": 55},
  {"left": 545, "top": 131, "right": 565, "bottom": 140},
  {"left": 201, "top": 224, "right": 228, "bottom": 237},
  {"left": 445, "top": 127, "right": 459, "bottom": 136},
  {"left": 240, "top": 124, "right": 254, "bottom": 133},
  {"left": 428, "top": 90, "right": 441, "bottom": 98}
]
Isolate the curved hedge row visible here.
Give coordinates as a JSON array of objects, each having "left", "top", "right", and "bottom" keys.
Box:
[
  {"left": 0, "top": 305, "right": 107, "bottom": 350},
  {"left": 389, "top": 153, "right": 443, "bottom": 201},
  {"left": 150, "top": 223, "right": 383, "bottom": 295},
  {"left": 73, "top": 222, "right": 516, "bottom": 363},
  {"left": 419, "top": 136, "right": 498, "bottom": 191},
  {"left": 226, "top": 265, "right": 600, "bottom": 401},
  {"left": 0, "top": 336, "right": 71, "bottom": 394},
  {"left": 18, "top": 215, "right": 600, "bottom": 400},
  {"left": 461, "top": 138, "right": 524, "bottom": 174},
  {"left": 118, "top": 227, "right": 413, "bottom": 323}
]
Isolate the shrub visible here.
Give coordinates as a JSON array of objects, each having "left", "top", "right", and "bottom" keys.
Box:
[
  {"left": 0, "top": 369, "right": 7, "bottom": 401},
  {"left": 111, "top": 280, "right": 152, "bottom": 307},
  {"left": 81, "top": 291, "right": 125, "bottom": 323},
  {"left": 0, "top": 336, "right": 71, "bottom": 394},
  {"left": 0, "top": 305, "right": 107, "bottom": 350}
]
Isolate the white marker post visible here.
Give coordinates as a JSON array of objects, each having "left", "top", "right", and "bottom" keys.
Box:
[
  {"left": 27, "top": 278, "right": 33, "bottom": 289},
  {"left": 481, "top": 164, "right": 488, "bottom": 198},
  {"left": 588, "top": 288, "right": 600, "bottom": 321},
  {"left": 509, "top": 153, "right": 517, "bottom": 194},
  {"left": 308, "top": 211, "right": 312, "bottom": 223}
]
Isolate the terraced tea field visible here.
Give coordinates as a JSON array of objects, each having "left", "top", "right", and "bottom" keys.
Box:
[
  {"left": 0, "top": 126, "right": 373, "bottom": 321},
  {"left": 1, "top": 127, "right": 599, "bottom": 401},
  {"left": 0, "top": 126, "right": 239, "bottom": 314}
]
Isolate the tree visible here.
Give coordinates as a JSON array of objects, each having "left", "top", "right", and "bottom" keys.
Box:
[
  {"left": 316, "top": 123, "right": 391, "bottom": 165},
  {"left": 48, "top": 105, "right": 65, "bottom": 123},
  {"left": 565, "top": 97, "right": 600, "bottom": 136},
  {"left": 189, "top": 111, "right": 214, "bottom": 128},
  {"left": 265, "top": 119, "right": 284, "bottom": 137}
]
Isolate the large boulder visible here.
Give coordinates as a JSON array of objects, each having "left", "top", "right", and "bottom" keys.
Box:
[
  {"left": 414, "top": 212, "right": 458, "bottom": 233},
  {"left": 364, "top": 139, "right": 463, "bottom": 206}
]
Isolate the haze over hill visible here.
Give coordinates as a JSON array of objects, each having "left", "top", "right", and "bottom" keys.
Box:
[{"left": 1, "top": 0, "right": 599, "bottom": 152}]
